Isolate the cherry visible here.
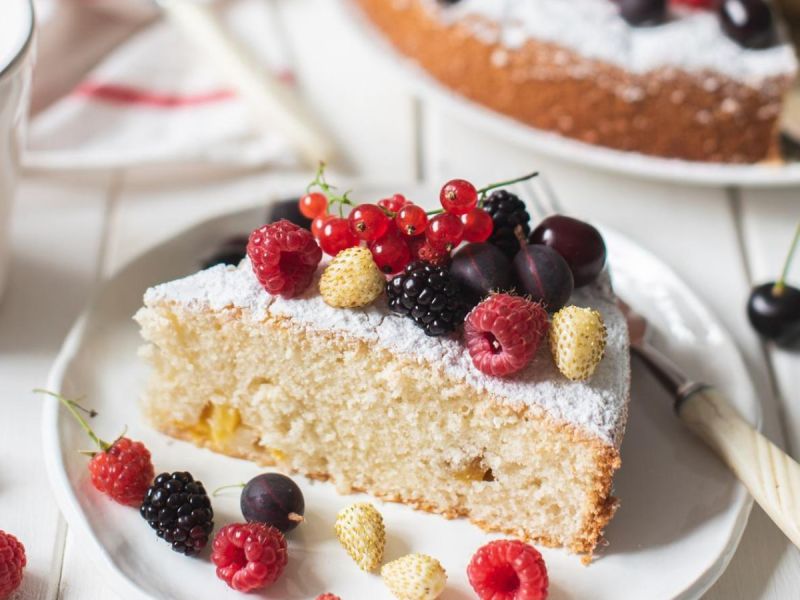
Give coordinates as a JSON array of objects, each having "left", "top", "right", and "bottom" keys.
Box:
[
  {"left": 298, "top": 192, "right": 328, "bottom": 219},
  {"left": 312, "top": 214, "right": 334, "bottom": 239},
  {"left": 529, "top": 215, "right": 607, "bottom": 287},
  {"left": 377, "top": 194, "right": 409, "bottom": 214},
  {"left": 440, "top": 179, "right": 479, "bottom": 216},
  {"left": 370, "top": 233, "right": 412, "bottom": 274},
  {"left": 461, "top": 208, "right": 494, "bottom": 243},
  {"left": 747, "top": 224, "right": 800, "bottom": 348},
  {"left": 349, "top": 204, "right": 390, "bottom": 241},
  {"left": 240, "top": 473, "right": 305, "bottom": 533},
  {"left": 426, "top": 213, "right": 464, "bottom": 252},
  {"left": 449, "top": 243, "right": 514, "bottom": 307},
  {"left": 719, "top": 0, "right": 776, "bottom": 49},
  {"left": 513, "top": 245, "right": 574, "bottom": 311},
  {"left": 617, "top": 0, "right": 667, "bottom": 25},
  {"left": 396, "top": 204, "right": 428, "bottom": 236},
  {"left": 318, "top": 217, "right": 359, "bottom": 256}
]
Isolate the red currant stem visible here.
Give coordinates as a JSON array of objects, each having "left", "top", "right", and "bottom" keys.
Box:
[
  {"left": 477, "top": 171, "right": 539, "bottom": 200},
  {"left": 306, "top": 161, "right": 355, "bottom": 217},
  {"left": 773, "top": 221, "right": 800, "bottom": 296},
  {"left": 212, "top": 483, "right": 246, "bottom": 497},
  {"left": 288, "top": 512, "right": 305, "bottom": 523},
  {"left": 33, "top": 388, "right": 111, "bottom": 452},
  {"left": 425, "top": 208, "right": 445, "bottom": 216}
]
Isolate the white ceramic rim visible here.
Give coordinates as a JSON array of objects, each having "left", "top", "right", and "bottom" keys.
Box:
[
  {"left": 40, "top": 202, "right": 757, "bottom": 600},
  {"left": 0, "top": 0, "right": 34, "bottom": 81},
  {"left": 339, "top": 0, "right": 800, "bottom": 188}
]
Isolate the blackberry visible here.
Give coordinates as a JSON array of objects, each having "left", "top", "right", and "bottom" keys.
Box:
[
  {"left": 387, "top": 261, "right": 467, "bottom": 336},
  {"left": 482, "top": 190, "right": 531, "bottom": 258},
  {"left": 140, "top": 472, "right": 214, "bottom": 556}
]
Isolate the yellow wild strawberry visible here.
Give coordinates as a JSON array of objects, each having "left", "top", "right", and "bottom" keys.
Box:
[
  {"left": 320, "top": 246, "right": 385, "bottom": 308},
  {"left": 381, "top": 553, "right": 447, "bottom": 600},
  {"left": 549, "top": 305, "right": 607, "bottom": 381},
  {"left": 334, "top": 502, "right": 386, "bottom": 571}
]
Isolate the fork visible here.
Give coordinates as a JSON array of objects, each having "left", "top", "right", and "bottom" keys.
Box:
[{"left": 521, "top": 174, "right": 800, "bottom": 550}]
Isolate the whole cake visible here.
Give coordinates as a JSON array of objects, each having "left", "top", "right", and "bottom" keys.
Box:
[
  {"left": 135, "top": 172, "right": 630, "bottom": 557},
  {"left": 352, "top": 0, "right": 799, "bottom": 163}
]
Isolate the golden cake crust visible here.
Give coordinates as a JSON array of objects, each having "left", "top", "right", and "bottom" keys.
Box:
[{"left": 353, "top": 0, "right": 794, "bottom": 163}]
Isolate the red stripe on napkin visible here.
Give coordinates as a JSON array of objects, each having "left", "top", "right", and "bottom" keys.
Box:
[{"left": 75, "top": 82, "right": 237, "bottom": 107}]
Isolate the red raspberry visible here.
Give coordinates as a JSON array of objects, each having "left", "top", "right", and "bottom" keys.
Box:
[
  {"left": 408, "top": 235, "right": 451, "bottom": 267},
  {"left": 467, "top": 540, "right": 548, "bottom": 600},
  {"left": 316, "top": 595, "right": 342, "bottom": 600},
  {"left": 247, "top": 220, "right": 322, "bottom": 298},
  {"left": 212, "top": 523, "right": 288, "bottom": 592},
  {"left": 0, "top": 531, "right": 26, "bottom": 598},
  {"left": 89, "top": 437, "right": 155, "bottom": 507},
  {"left": 465, "top": 294, "right": 548, "bottom": 377}
]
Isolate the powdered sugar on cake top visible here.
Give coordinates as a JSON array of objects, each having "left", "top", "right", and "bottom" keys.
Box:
[
  {"left": 424, "top": 0, "right": 796, "bottom": 84},
  {"left": 144, "top": 260, "right": 630, "bottom": 448}
]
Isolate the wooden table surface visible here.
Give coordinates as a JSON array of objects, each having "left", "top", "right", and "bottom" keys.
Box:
[{"left": 1, "top": 1, "right": 799, "bottom": 598}]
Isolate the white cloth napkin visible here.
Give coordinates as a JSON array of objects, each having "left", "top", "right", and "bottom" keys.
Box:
[{"left": 27, "top": 0, "right": 300, "bottom": 172}]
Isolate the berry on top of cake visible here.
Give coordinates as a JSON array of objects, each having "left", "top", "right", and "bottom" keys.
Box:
[
  {"left": 353, "top": 0, "right": 797, "bottom": 163},
  {"left": 135, "top": 168, "right": 629, "bottom": 557}
]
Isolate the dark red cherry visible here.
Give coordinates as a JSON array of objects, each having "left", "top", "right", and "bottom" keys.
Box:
[
  {"left": 513, "top": 245, "right": 574, "bottom": 312},
  {"left": 747, "top": 283, "right": 800, "bottom": 348},
  {"left": 241, "top": 473, "right": 305, "bottom": 533},
  {"left": 449, "top": 243, "right": 515, "bottom": 308},
  {"left": 617, "top": 0, "right": 667, "bottom": 25},
  {"left": 529, "top": 215, "right": 606, "bottom": 287},
  {"left": 719, "top": 0, "right": 776, "bottom": 49}
]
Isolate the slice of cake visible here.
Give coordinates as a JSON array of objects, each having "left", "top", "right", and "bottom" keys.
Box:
[
  {"left": 352, "top": 0, "right": 798, "bottom": 163},
  {"left": 135, "top": 257, "right": 629, "bottom": 555}
]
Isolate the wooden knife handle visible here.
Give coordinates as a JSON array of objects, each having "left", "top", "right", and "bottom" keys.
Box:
[{"left": 679, "top": 387, "right": 800, "bottom": 548}]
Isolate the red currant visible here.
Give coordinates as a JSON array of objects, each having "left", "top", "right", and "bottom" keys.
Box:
[
  {"left": 299, "top": 192, "right": 328, "bottom": 219},
  {"left": 319, "top": 217, "right": 359, "bottom": 256},
  {"left": 369, "top": 233, "right": 411, "bottom": 274},
  {"left": 377, "top": 194, "right": 409, "bottom": 214},
  {"left": 349, "top": 204, "right": 390, "bottom": 241},
  {"left": 395, "top": 204, "right": 428, "bottom": 236},
  {"left": 312, "top": 214, "right": 334, "bottom": 239},
  {"left": 440, "top": 179, "right": 478, "bottom": 216},
  {"left": 426, "top": 213, "right": 464, "bottom": 252},
  {"left": 461, "top": 208, "right": 494, "bottom": 243}
]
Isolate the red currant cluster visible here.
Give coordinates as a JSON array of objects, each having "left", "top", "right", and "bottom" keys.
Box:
[{"left": 298, "top": 164, "right": 532, "bottom": 275}]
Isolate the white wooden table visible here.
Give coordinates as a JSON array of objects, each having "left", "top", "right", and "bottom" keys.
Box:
[{"left": 2, "top": 1, "right": 799, "bottom": 598}]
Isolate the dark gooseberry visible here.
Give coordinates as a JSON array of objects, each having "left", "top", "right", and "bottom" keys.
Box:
[
  {"left": 513, "top": 245, "right": 574, "bottom": 312},
  {"left": 449, "top": 243, "right": 515, "bottom": 308},
  {"left": 241, "top": 473, "right": 305, "bottom": 533},
  {"left": 529, "top": 215, "right": 607, "bottom": 288}
]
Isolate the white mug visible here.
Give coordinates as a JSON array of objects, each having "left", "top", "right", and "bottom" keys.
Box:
[{"left": 0, "top": 0, "right": 34, "bottom": 300}]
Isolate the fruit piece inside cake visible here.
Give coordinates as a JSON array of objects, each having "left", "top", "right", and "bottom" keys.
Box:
[
  {"left": 135, "top": 173, "right": 630, "bottom": 557},
  {"left": 352, "top": 0, "right": 798, "bottom": 163}
]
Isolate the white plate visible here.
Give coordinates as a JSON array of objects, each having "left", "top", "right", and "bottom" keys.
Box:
[
  {"left": 339, "top": 0, "right": 800, "bottom": 188},
  {"left": 43, "top": 196, "right": 759, "bottom": 600}
]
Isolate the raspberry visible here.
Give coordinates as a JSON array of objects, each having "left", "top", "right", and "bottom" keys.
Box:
[
  {"left": 320, "top": 246, "right": 386, "bottom": 308},
  {"left": 247, "top": 219, "right": 322, "bottom": 298},
  {"left": 335, "top": 503, "right": 386, "bottom": 572},
  {"left": 140, "top": 472, "right": 214, "bottom": 555},
  {"left": 212, "top": 522, "right": 288, "bottom": 592},
  {"left": 467, "top": 540, "right": 548, "bottom": 600},
  {"left": 0, "top": 531, "right": 26, "bottom": 599},
  {"left": 89, "top": 437, "right": 155, "bottom": 507},
  {"left": 465, "top": 294, "right": 548, "bottom": 377},
  {"left": 381, "top": 553, "right": 447, "bottom": 600},
  {"left": 549, "top": 305, "right": 607, "bottom": 381},
  {"left": 316, "top": 595, "right": 342, "bottom": 600}
]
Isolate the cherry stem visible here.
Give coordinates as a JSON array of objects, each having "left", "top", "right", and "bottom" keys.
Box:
[
  {"left": 477, "top": 171, "right": 539, "bottom": 199},
  {"left": 774, "top": 221, "right": 800, "bottom": 296},
  {"left": 33, "top": 389, "right": 110, "bottom": 452},
  {"left": 212, "top": 483, "right": 246, "bottom": 497}
]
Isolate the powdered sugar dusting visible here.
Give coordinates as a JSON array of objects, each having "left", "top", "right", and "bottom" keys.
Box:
[
  {"left": 144, "top": 260, "right": 629, "bottom": 447},
  {"left": 426, "top": 0, "right": 796, "bottom": 84}
]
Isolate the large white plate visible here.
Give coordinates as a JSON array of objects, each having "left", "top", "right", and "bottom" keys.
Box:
[
  {"left": 339, "top": 0, "right": 800, "bottom": 188},
  {"left": 43, "top": 195, "right": 759, "bottom": 599}
]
